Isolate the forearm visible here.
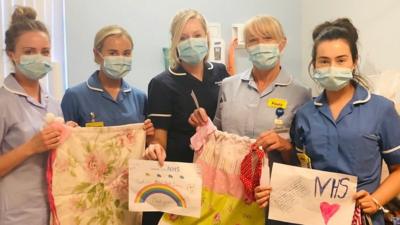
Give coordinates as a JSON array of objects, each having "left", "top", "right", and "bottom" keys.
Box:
[
  {"left": 371, "top": 165, "right": 400, "bottom": 206},
  {"left": 279, "top": 140, "right": 293, "bottom": 164},
  {"left": 0, "top": 142, "right": 34, "bottom": 177},
  {"left": 151, "top": 129, "right": 168, "bottom": 150}
]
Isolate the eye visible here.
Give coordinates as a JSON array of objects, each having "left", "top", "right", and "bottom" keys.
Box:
[
  {"left": 41, "top": 49, "right": 50, "bottom": 56},
  {"left": 248, "top": 38, "right": 257, "bottom": 43},
  {"left": 317, "top": 58, "right": 330, "bottom": 65},
  {"left": 263, "top": 36, "right": 272, "bottom": 40},
  {"left": 180, "top": 34, "right": 189, "bottom": 41},
  {"left": 123, "top": 51, "right": 132, "bottom": 57},
  {"left": 107, "top": 50, "right": 119, "bottom": 56},
  {"left": 23, "top": 49, "right": 35, "bottom": 55}
]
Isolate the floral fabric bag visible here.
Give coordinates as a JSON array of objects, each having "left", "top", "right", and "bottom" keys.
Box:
[
  {"left": 47, "top": 124, "right": 145, "bottom": 225},
  {"left": 159, "top": 120, "right": 266, "bottom": 225}
]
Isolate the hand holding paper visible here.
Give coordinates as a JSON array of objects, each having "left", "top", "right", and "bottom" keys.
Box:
[{"left": 268, "top": 163, "right": 357, "bottom": 225}]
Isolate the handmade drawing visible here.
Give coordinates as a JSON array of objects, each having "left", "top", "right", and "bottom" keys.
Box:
[
  {"left": 134, "top": 183, "right": 187, "bottom": 207},
  {"left": 129, "top": 160, "right": 201, "bottom": 217},
  {"left": 269, "top": 163, "right": 357, "bottom": 225}
]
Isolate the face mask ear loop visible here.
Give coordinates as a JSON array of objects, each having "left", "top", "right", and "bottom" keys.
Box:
[
  {"left": 97, "top": 50, "right": 105, "bottom": 59},
  {"left": 8, "top": 52, "right": 19, "bottom": 66}
]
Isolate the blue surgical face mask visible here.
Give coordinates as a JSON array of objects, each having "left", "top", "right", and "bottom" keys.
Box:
[
  {"left": 247, "top": 43, "right": 280, "bottom": 71},
  {"left": 101, "top": 55, "right": 132, "bottom": 79},
  {"left": 313, "top": 67, "right": 353, "bottom": 91},
  {"left": 16, "top": 54, "right": 52, "bottom": 80},
  {"left": 177, "top": 37, "right": 208, "bottom": 65}
]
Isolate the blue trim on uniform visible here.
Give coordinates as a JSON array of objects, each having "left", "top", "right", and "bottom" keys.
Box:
[
  {"left": 314, "top": 83, "right": 371, "bottom": 106},
  {"left": 3, "top": 74, "right": 50, "bottom": 108},
  {"left": 292, "top": 83, "right": 400, "bottom": 225},
  {"left": 0, "top": 74, "right": 61, "bottom": 225},
  {"left": 61, "top": 71, "right": 147, "bottom": 127},
  {"left": 85, "top": 71, "right": 132, "bottom": 93},
  {"left": 240, "top": 67, "right": 292, "bottom": 87}
]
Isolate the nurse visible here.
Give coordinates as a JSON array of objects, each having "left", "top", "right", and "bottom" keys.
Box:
[
  {"left": 289, "top": 18, "right": 400, "bottom": 225},
  {"left": 190, "top": 15, "right": 310, "bottom": 158},
  {"left": 145, "top": 9, "right": 229, "bottom": 163},
  {"left": 189, "top": 15, "right": 311, "bottom": 225},
  {"left": 0, "top": 6, "right": 68, "bottom": 224},
  {"left": 143, "top": 9, "right": 229, "bottom": 224},
  {"left": 191, "top": 16, "right": 311, "bottom": 166},
  {"left": 61, "top": 25, "right": 155, "bottom": 136}
]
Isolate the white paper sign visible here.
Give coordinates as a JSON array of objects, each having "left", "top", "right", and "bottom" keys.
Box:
[
  {"left": 269, "top": 163, "right": 357, "bottom": 225},
  {"left": 129, "top": 160, "right": 202, "bottom": 218}
]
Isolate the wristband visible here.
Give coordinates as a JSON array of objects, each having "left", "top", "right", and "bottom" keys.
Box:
[{"left": 371, "top": 197, "right": 389, "bottom": 213}]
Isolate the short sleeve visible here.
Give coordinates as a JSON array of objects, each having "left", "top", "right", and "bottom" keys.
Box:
[
  {"left": 147, "top": 77, "right": 173, "bottom": 130},
  {"left": 379, "top": 102, "right": 400, "bottom": 165},
  {"left": 132, "top": 87, "right": 148, "bottom": 118},
  {"left": 61, "top": 88, "right": 80, "bottom": 124},
  {"left": 289, "top": 114, "right": 304, "bottom": 165},
  {"left": 215, "top": 63, "right": 230, "bottom": 79},
  {"left": 143, "top": 95, "right": 149, "bottom": 117},
  {"left": 0, "top": 109, "right": 6, "bottom": 152}
]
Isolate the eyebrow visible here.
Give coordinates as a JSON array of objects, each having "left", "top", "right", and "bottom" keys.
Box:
[
  {"left": 181, "top": 30, "right": 204, "bottom": 35},
  {"left": 22, "top": 47, "right": 50, "bottom": 50},
  {"left": 106, "top": 48, "right": 132, "bottom": 52},
  {"left": 22, "top": 47, "right": 37, "bottom": 50}
]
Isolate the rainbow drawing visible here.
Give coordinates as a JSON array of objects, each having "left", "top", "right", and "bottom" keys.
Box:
[{"left": 134, "top": 183, "right": 187, "bottom": 208}]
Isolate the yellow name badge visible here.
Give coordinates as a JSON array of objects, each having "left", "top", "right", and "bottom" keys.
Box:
[
  {"left": 267, "top": 98, "right": 288, "bottom": 109},
  {"left": 85, "top": 121, "right": 104, "bottom": 127},
  {"left": 297, "top": 152, "right": 312, "bottom": 168}
]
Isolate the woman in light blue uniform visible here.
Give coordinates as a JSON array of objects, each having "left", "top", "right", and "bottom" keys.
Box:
[
  {"left": 291, "top": 18, "right": 400, "bottom": 225},
  {"left": 189, "top": 15, "right": 311, "bottom": 225},
  {"left": 0, "top": 6, "right": 66, "bottom": 225}
]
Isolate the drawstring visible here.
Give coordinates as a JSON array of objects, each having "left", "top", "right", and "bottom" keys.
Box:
[
  {"left": 47, "top": 150, "right": 61, "bottom": 225},
  {"left": 240, "top": 144, "right": 265, "bottom": 201}
]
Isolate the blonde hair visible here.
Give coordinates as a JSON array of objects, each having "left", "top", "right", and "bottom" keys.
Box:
[
  {"left": 5, "top": 6, "right": 49, "bottom": 52},
  {"left": 169, "top": 9, "right": 209, "bottom": 69},
  {"left": 93, "top": 25, "right": 133, "bottom": 63},
  {"left": 243, "top": 15, "right": 286, "bottom": 46}
]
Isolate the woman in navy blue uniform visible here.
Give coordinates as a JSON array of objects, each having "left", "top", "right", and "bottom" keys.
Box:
[
  {"left": 257, "top": 18, "right": 400, "bottom": 225},
  {"left": 143, "top": 9, "right": 229, "bottom": 224},
  {"left": 61, "top": 25, "right": 150, "bottom": 127}
]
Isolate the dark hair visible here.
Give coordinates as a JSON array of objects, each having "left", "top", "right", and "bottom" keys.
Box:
[
  {"left": 5, "top": 6, "right": 49, "bottom": 52},
  {"left": 309, "top": 18, "right": 369, "bottom": 88}
]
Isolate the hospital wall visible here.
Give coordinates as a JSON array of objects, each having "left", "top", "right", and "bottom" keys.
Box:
[
  {"left": 65, "top": 0, "right": 302, "bottom": 92},
  {"left": 65, "top": 0, "right": 400, "bottom": 93}
]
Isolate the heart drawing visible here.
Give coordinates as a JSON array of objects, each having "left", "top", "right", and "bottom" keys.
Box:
[{"left": 320, "top": 201, "right": 340, "bottom": 225}]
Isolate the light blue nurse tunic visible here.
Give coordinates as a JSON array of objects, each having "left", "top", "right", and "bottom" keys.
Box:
[
  {"left": 214, "top": 68, "right": 311, "bottom": 164},
  {"left": 0, "top": 74, "right": 62, "bottom": 225}
]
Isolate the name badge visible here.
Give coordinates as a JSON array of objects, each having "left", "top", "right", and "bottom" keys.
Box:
[
  {"left": 85, "top": 121, "right": 104, "bottom": 127},
  {"left": 267, "top": 98, "right": 288, "bottom": 109},
  {"left": 85, "top": 112, "right": 104, "bottom": 127}
]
